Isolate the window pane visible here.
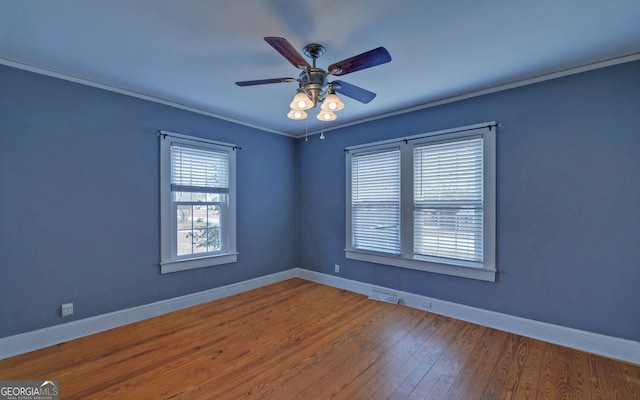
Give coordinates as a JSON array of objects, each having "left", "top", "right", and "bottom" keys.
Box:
[
  {"left": 414, "top": 207, "right": 482, "bottom": 261},
  {"left": 353, "top": 204, "right": 400, "bottom": 252},
  {"left": 351, "top": 149, "right": 401, "bottom": 254},
  {"left": 175, "top": 204, "right": 222, "bottom": 256},
  {"left": 414, "top": 138, "right": 483, "bottom": 262},
  {"left": 414, "top": 138, "right": 483, "bottom": 203},
  {"left": 191, "top": 228, "right": 208, "bottom": 255},
  {"left": 192, "top": 205, "right": 208, "bottom": 228},
  {"left": 177, "top": 225, "right": 193, "bottom": 256},
  {"left": 176, "top": 205, "right": 192, "bottom": 230}
]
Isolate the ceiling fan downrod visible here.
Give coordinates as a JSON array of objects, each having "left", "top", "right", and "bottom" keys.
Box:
[
  {"left": 303, "top": 43, "right": 325, "bottom": 68},
  {"left": 300, "top": 43, "right": 330, "bottom": 105}
]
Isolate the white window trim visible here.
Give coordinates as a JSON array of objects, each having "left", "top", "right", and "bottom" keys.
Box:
[
  {"left": 345, "top": 122, "right": 496, "bottom": 282},
  {"left": 159, "top": 131, "right": 237, "bottom": 274}
]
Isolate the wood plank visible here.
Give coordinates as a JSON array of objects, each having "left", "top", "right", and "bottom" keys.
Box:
[
  {"left": 572, "top": 346, "right": 593, "bottom": 399},
  {"left": 508, "top": 335, "right": 546, "bottom": 400},
  {"left": 2, "top": 278, "right": 639, "bottom": 400},
  {"left": 386, "top": 317, "right": 465, "bottom": 400},
  {"left": 414, "top": 323, "right": 488, "bottom": 399},
  {"left": 589, "top": 351, "right": 613, "bottom": 399},
  {"left": 340, "top": 312, "right": 447, "bottom": 399},
  {"left": 607, "top": 355, "right": 639, "bottom": 400},
  {"left": 620, "top": 360, "right": 640, "bottom": 399},
  {"left": 292, "top": 306, "right": 422, "bottom": 399},
  {"left": 444, "top": 327, "right": 510, "bottom": 400},
  {"left": 553, "top": 344, "right": 574, "bottom": 400},
  {"left": 537, "top": 342, "right": 560, "bottom": 400},
  {"left": 479, "top": 331, "right": 521, "bottom": 398}
]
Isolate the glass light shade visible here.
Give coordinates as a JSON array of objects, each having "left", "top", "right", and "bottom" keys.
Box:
[
  {"left": 287, "top": 109, "right": 307, "bottom": 120},
  {"left": 289, "top": 91, "right": 313, "bottom": 110},
  {"left": 316, "top": 110, "right": 337, "bottom": 121},
  {"left": 321, "top": 93, "right": 344, "bottom": 111}
]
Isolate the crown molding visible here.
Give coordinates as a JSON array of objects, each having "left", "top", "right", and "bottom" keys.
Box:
[
  {"left": 0, "top": 57, "right": 295, "bottom": 138},
  {"left": 296, "top": 52, "right": 640, "bottom": 138},
  {"left": 3, "top": 53, "right": 639, "bottom": 140}
]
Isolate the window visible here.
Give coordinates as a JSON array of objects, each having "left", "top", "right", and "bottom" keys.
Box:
[
  {"left": 345, "top": 123, "right": 496, "bottom": 281},
  {"left": 160, "top": 132, "right": 237, "bottom": 273},
  {"left": 351, "top": 149, "right": 401, "bottom": 254},
  {"left": 413, "top": 138, "right": 484, "bottom": 262}
]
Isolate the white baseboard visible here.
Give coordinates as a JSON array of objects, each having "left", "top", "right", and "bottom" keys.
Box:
[
  {"left": 2, "top": 267, "right": 638, "bottom": 365},
  {"left": 0, "top": 269, "right": 296, "bottom": 359},
  {"left": 296, "top": 269, "right": 640, "bottom": 365}
]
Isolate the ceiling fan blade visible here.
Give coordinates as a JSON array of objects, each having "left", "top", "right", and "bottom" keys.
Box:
[
  {"left": 264, "top": 37, "right": 312, "bottom": 70},
  {"left": 329, "top": 47, "right": 391, "bottom": 76},
  {"left": 235, "top": 77, "right": 297, "bottom": 86},
  {"left": 332, "top": 80, "right": 376, "bottom": 104}
]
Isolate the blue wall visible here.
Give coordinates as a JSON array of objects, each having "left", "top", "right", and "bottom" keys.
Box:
[
  {"left": 2, "top": 60, "right": 639, "bottom": 343},
  {"left": 297, "top": 60, "right": 640, "bottom": 342},
  {"left": 0, "top": 65, "right": 298, "bottom": 337}
]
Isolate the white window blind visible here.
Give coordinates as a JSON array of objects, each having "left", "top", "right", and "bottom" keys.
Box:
[
  {"left": 413, "top": 137, "right": 483, "bottom": 262},
  {"left": 351, "top": 149, "right": 401, "bottom": 254},
  {"left": 171, "top": 145, "right": 229, "bottom": 193}
]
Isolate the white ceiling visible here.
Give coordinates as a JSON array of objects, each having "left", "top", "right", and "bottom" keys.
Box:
[{"left": 1, "top": 1, "right": 639, "bottom": 137}]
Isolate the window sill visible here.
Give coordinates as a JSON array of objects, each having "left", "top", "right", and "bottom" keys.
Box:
[
  {"left": 160, "top": 252, "right": 238, "bottom": 274},
  {"left": 344, "top": 250, "right": 496, "bottom": 282}
]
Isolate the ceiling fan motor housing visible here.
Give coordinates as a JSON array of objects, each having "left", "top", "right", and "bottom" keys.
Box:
[{"left": 299, "top": 68, "right": 328, "bottom": 104}]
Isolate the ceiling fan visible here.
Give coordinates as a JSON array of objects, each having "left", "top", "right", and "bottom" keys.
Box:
[{"left": 236, "top": 37, "right": 391, "bottom": 121}]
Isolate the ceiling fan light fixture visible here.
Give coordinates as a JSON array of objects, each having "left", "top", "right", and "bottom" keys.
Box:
[
  {"left": 287, "top": 109, "right": 308, "bottom": 120},
  {"left": 290, "top": 90, "right": 313, "bottom": 110},
  {"left": 236, "top": 37, "right": 391, "bottom": 127},
  {"left": 317, "top": 110, "right": 337, "bottom": 121},
  {"left": 321, "top": 93, "right": 344, "bottom": 112}
]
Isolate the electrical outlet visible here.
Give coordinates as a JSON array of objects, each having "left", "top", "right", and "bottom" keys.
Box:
[
  {"left": 334, "top": 264, "right": 340, "bottom": 273},
  {"left": 61, "top": 303, "right": 74, "bottom": 317},
  {"left": 421, "top": 301, "right": 432, "bottom": 309}
]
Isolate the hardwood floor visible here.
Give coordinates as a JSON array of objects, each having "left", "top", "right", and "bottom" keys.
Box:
[{"left": 1, "top": 278, "right": 638, "bottom": 399}]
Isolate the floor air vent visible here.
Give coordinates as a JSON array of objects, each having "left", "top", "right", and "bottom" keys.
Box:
[{"left": 368, "top": 288, "right": 400, "bottom": 304}]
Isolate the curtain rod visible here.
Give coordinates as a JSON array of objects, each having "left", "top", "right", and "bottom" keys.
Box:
[
  {"left": 344, "top": 121, "right": 497, "bottom": 153},
  {"left": 158, "top": 130, "right": 242, "bottom": 151}
]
